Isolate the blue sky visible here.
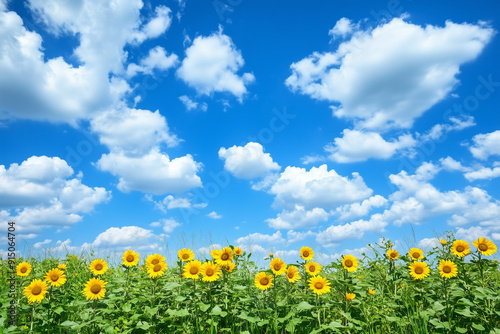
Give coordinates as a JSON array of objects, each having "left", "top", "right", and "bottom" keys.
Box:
[{"left": 1, "top": 0, "right": 499, "bottom": 264}]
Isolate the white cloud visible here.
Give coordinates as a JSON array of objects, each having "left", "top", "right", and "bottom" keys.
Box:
[
  {"left": 161, "top": 218, "right": 181, "bottom": 233},
  {"left": 417, "top": 237, "right": 440, "bottom": 250},
  {"left": 236, "top": 231, "right": 285, "bottom": 245},
  {"left": 329, "top": 17, "right": 356, "bottom": 39},
  {"left": 33, "top": 239, "right": 51, "bottom": 248},
  {"left": 455, "top": 226, "right": 491, "bottom": 242},
  {"left": 334, "top": 195, "right": 387, "bottom": 221},
  {"left": 286, "top": 18, "right": 493, "bottom": 131},
  {"left": 179, "top": 95, "right": 208, "bottom": 112},
  {"left": 325, "top": 129, "right": 416, "bottom": 163},
  {"left": 132, "top": 5, "right": 173, "bottom": 43},
  {"left": 464, "top": 167, "right": 500, "bottom": 181},
  {"left": 266, "top": 205, "right": 329, "bottom": 230},
  {"left": 219, "top": 142, "right": 280, "bottom": 179},
  {"left": 207, "top": 211, "right": 222, "bottom": 219},
  {"left": 198, "top": 244, "right": 222, "bottom": 257},
  {"left": 301, "top": 154, "right": 326, "bottom": 165},
  {"left": 93, "top": 226, "right": 155, "bottom": 247},
  {"left": 286, "top": 230, "right": 317, "bottom": 244},
  {"left": 0, "top": 0, "right": 7, "bottom": 11},
  {"left": 269, "top": 164, "right": 372, "bottom": 210},
  {"left": 126, "top": 46, "right": 178, "bottom": 77},
  {"left": 96, "top": 149, "right": 202, "bottom": 195},
  {"left": 91, "top": 107, "right": 179, "bottom": 155},
  {"left": 470, "top": 130, "right": 500, "bottom": 160},
  {"left": 177, "top": 28, "right": 255, "bottom": 101},
  {"left": 420, "top": 116, "right": 475, "bottom": 141}
]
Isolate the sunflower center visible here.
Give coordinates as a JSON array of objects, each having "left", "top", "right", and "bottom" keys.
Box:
[
  {"left": 95, "top": 264, "right": 103, "bottom": 271},
  {"left": 260, "top": 277, "right": 269, "bottom": 285},
  {"left": 182, "top": 254, "right": 189, "bottom": 260},
  {"left": 345, "top": 260, "right": 353, "bottom": 267},
  {"left": 221, "top": 254, "right": 229, "bottom": 261},
  {"left": 309, "top": 266, "right": 315, "bottom": 272},
  {"left": 414, "top": 267, "right": 424, "bottom": 274},
  {"left": 206, "top": 268, "right": 214, "bottom": 276},
  {"left": 153, "top": 264, "right": 162, "bottom": 272},
  {"left": 51, "top": 274, "right": 59, "bottom": 281},
  {"left": 274, "top": 264, "right": 281, "bottom": 271},
  {"left": 479, "top": 244, "right": 488, "bottom": 251},
  {"left": 314, "top": 282, "right": 323, "bottom": 289},
  {"left": 190, "top": 267, "right": 199, "bottom": 275},
  {"left": 91, "top": 284, "right": 101, "bottom": 294},
  {"left": 152, "top": 259, "right": 159, "bottom": 265},
  {"left": 412, "top": 252, "right": 420, "bottom": 259},
  {"left": 456, "top": 245, "right": 465, "bottom": 252},
  {"left": 31, "top": 286, "right": 42, "bottom": 295},
  {"left": 288, "top": 272, "right": 294, "bottom": 278},
  {"left": 126, "top": 255, "right": 134, "bottom": 262},
  {"left": 390, "top": 253, "right": 396, "bottom": 258},
  {"left": 443, "top": 265, "right": 451, "bottom": 273},
  {"left": 303, "top": 251, "right": 309, "bottom": 257},
  {"left": 20, "top": 267, "right": 27, "bottom": 273}
]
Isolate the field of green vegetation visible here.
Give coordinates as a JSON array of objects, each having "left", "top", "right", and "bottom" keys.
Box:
[{"left": 1, "top": 235, "right": 499, "bottom": 333}]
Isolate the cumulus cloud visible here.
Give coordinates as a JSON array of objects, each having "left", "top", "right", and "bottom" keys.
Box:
[
  {"left": 126, "top": 46, "right": 178, "bottom": 77},
  {"left": 161, "top": 218, "right": 181, "bottom": 233},
  {"left": 236, "top": 231, "right": 285, "bottom": 245},
  {"left": 286, "top": 230, "right": 317, "bottom": 244},
  {"left": 93, "top": 226, "right": 155, "bottom": 247},
  {"left": 325, "top": 129, "right": 416, "bottom": 163},
  {"left": 334, "top": 195, "right": 388, "bottom": 221},
  {"left": 179, "top": 95, "right": 208, "bottom": 112},
  {"left": 177, "top": 28, "right": 255, "bottom": 101},
  {"left": 219, "top": 142, "right": 280, "bottom": 179},
  {"left": 440, "top": 156, "right": 500, "bottom": 181},
  {"left": 329, "top": 17, "right": 357, "bottom": 39},
  {"left": 286, "top": 18, "right": 493, "bottom": 131},
  {"left": 269, "top": 164, "right": 372, "bottom": 210},
  {"left": 151, "top": 195, "right": 207, "bottom": 212},
  {"left": 469, "top": 130, "right": 500, "bottom": 160},
  {"left": 420, "top": 116, "right": 476, "bottom": 141},
  {"left": 266, "top": 206, "right": 329, "bottom": 230},
  {"left": 207, "top": 211, "right": 222, "bottom": 219}
]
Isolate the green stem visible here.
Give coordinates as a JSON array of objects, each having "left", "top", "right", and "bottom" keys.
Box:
[{"left": 30, "top": 304, "right": 35, "bottom": 333}]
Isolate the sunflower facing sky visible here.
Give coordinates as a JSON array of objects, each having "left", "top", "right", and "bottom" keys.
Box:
[
  {"left": 309, "top": 276, "right": 331, "bottom": 295},
  {"left": 183, "top": 260, "right": 202, "bottom": 279},
  {"left": 342, "top": 255, "right": 358, "bottom": 272},
  {"left": 409, "top": 261, "right": 431, "bottom": 280},
  {"left": 346, "top": 293, "right": 356, "bottom": 300},
  {"left": 286, "top": 265, "right": 301, "bottom": 283},
  {"left": 223, "top": 262, "right": 236, "bottom": 273},
  {"left": 122, "top": 250, "right": 140, "bottom": 267},
  {"left": 408, "top": 248, "right": 424, "bottom": 261},
  {"left": 178, "top": 248, "right": 195, "bottom": 262},
  {"left": 472, "top": 237, "right": 497, "bottom": 256},
  {"left": 211, "top": 249, "right": 222, "bottom": 260},
  {"left": 83, "top": 278, "right": 107, "bottom": 300},
  {"left": 147, "top": 261, "right": 168, "bottom": 279},
  {"left": 254, "top": 272, "right": 273, "bottom": 291},
  {"left": 58, "top": 263, "right": 67, "bottom": 270},
  {"left": 24, "top": 279, "right": 48, "bottom": 304},
  {"left": 16, "top": 262, "right": 32, "bottom": 277},
  {"left": 270, "top": 258, "right": 287, "bottom": 275},
  {"left": 200, "top": 261, "right": 221, "bottom": 282},
  {"left": 233, "top": 247, "right": 243, "bottom": 256},
  {"left": 45, "top": 268, "right": 67, "bottom": 287},
  {"left": 438, "top": 260, "right": 458, "bottom": 279},
  {"left": 305, "top": 262, "right": 323, "bottom": 276},
  {"left": 451, "top": 240, "right": 471, "bottom": 257},
  {"left": 215, "top": 247, "right": 233, "bottom": 266},
  {"left": 145, "top": 253, "right": 166, "bottom": 268},
  {"left": 300, "top": 246, "right": 314, "bottom": 261},
  {"left": 387, "top": 249, "right": 400, "bottom": 261},
  {"left": 89, "top": 259, "right": 109, "bottom": 275}
]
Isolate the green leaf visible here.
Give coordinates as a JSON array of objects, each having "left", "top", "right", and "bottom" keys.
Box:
[
  {"left": 210, "top": 305, "right": 228, "bottom": 317},
  {"left": 198, "top": 302, "right": 210, "bottom": 312},
  {"left": 455, "top": 307, "right": 473, "bottom": 317},
  {"left": 296, "top": 301, "right": 314, "bottom": 311},
  {"left": 455, "top": 328, "right": 468, "bottom": 333},
  {"left": 163, "top": 282, "right": 181, "bottom": 291},
  {"left": 136, "top": 321, "right": 150, "bottom": 330},
  {"left": 329, "top": 321, "right": 344, "bottom": 328},
  {"left": 144, "top": 306, "right": 158, "bottom": 317},
  {"left": 60, "top": 321, "right": 80, "bottom": 328},
  {"left": 122, "top": 303, "right": 132, "bottom": 312},
  {"left": 433, "top": 301, "right": 445, "bottom": 312},
  {"left": 167, "top": 309, "right": 190, "bottom": 317},
  {"left": 472, "top": 323, "right": 485, "bottom": 331}
]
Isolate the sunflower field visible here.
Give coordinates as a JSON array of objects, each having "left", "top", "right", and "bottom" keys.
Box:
[{"left": 1, "top": 236, "right": 500, "bottom": 333}]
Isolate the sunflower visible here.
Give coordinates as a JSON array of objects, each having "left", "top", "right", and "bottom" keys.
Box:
[
  {"left": 369, "top": 289, "right": 376, "bottom": 295},
  {"left": 211, "top": 249, "right": 222, "bottom": 259},
  {"left": 286, "top": 265, "right": 301, "bottom": 283},
  {"left": 89, "top": 259, "right": 109, "bottom": 275},
  {"left": 409, "top": 261, "right": 430, "bottom": 280},
  {"left": 387, "top": 249, "right": 400, "bottom": 261},
  {"left": 270, "top": 258, "right": 286, "bottom": 275},
  {"left": 45, "top": 268, "right": 67, "bottom": 287},
  {"left": 16, "top": 262, "right": 32, "bottom": 277},
  {"left": 200, "top": 261, "right": 221, "bottom": 282},
  {"left": 178, "top": 248, "right": 195, "bottom": 262},
  {"left": 147, "top": 261, "right": 167, "bottom": 278},
  {"left": 223, "top": 262, "right": 236, "bottom": 273},
  {"left": 451, "top": 240, "right": 471, "bottom": 257},
  {"left": 83, "top": 278, "right": 107, "bottom": 300},
  {"left": 408, "top": 248, "right": 424, "bottom": 261},
  {"left": 346, "top": 292, "right": 355, "bottom": 300},
  {"left": 145, "top": 253, "right": 166, "bottom": 268},
  {"left": 183, "top": 260, "right": 202, "bottom": 279},
  {"left": 309, "top": 276, "right": 330, "bottom": 295},
  {"left": 440, "top": 238, "right": 447, "bottom": 245},
  {"left": 254, "top": 272, "right": 273, "bottom": 291},
  {"left": 58, "top": 263, "right": 67, "bottom": 270},
  {"left": 233, "top": 246, "right": 242, "bottom": 256},
  {"left": 472, "top": 237, "right": 497, "bottom": 256},
  {"left": 438, "top": 260, "right": 458, "bottom": 279},
  {"left": 215, "top": 247, "right": 233, "bottom": 266},
  {"left": 24, "top": 279, "right": 48, "bottom": 304},
  {"left": 300, "top": 246, "right": 314, "bottom": 261},
  {"left": 122, "top": 250, "right": 140, "bottom": 267},
  {"left": 305, "top": 262, "right": 322, "bottom": 276},
  {"left": 342, "top": 255, "right": 358, "bottom": 272}
]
